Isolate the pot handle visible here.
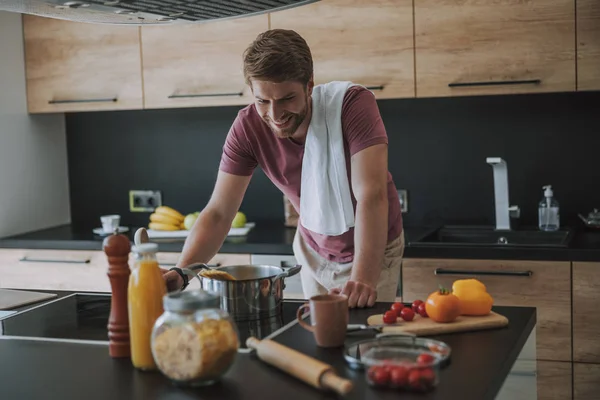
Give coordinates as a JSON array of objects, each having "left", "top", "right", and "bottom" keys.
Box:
[{"left": 281, "top": 263, "right": 302, "bottom": 277}]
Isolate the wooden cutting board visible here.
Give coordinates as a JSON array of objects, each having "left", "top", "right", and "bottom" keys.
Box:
[
  {"left": 367, "top": 311, "right": 509, "bottom": 336},
  {"left": 0, "top": 289, "right": 57, "bottom": 310}
]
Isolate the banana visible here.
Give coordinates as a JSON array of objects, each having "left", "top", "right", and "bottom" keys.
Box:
[
  {"left": 149, "top": 222, "right": 181, "bottom": 231},
  {"left": 154, "top": 206, "right": 185, "bottom": 222},
  {"left": 149, "top": 212, "right": 181, "bottom": 226}
]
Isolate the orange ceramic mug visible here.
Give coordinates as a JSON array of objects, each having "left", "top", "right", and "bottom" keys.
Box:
[{"left": 296, "top": 294, "right": 349, "bottom": 348}]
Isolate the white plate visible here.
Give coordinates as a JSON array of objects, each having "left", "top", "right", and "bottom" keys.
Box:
[
  {"left": 93, "top": 226, "right": 130, "bottom": 236},
  {"left": 146, "top": 222, "right": 255, "bottom": 239}
]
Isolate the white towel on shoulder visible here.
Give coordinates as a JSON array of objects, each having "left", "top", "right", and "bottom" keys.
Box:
[{"left": 299, "top": 81, "right": 357, "bottom": 236}]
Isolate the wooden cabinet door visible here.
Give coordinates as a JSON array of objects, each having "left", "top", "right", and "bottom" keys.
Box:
[
  {"left": 574, "top": 362, "right": 600, "bottom": 400},
  {"left": 269, "top": 0, "right": 415, "bottom": 99},
  {"left": 414, "top": 0, "right": 576, "bottom": 97},
  {"left": 538, "top": 361, "right": 573, "bottom": 400},
  {"left": 573, "top": 262, "right": 600, "bottom": 363},
  {"left": 23, "top": 15, "right": 143, "bottom": 113},
  {"left": 141, "top": 15, "right": 268, "bottom": 109},
  {"left": 577, "top": 0, "right": 600, "bottom": 90},
  {"left": 402, "top": 258, "right": 572, "bottom": 362}
]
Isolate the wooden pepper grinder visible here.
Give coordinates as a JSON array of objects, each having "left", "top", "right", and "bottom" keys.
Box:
[{"left": 103, "top": 229, "right": 131, "bottom": 358}]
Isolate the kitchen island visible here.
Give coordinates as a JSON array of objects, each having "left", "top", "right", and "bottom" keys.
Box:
[{"left": 0, "top": 290, "right": 536, "bottom": 400}]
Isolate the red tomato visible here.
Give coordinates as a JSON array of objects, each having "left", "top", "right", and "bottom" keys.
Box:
[
  {"left": 368, "top": 366, "right": 390, "bottom": 386},
  {"left": 383, "top": 310, "right": 397, "bottom": 324},
  {"left": 400, "top": 307, "right": 415, "bottom": 321},
  {"left": 417, "top": 302, "right": 428, "bottom": 318},
  {"left": 390, "top": 302, "right": 404, "bottom": 313},
  {"left": 408, "top": 367, "right": 436, "bottom": 392},
  {"left": 389, "top": 366, "right": 409, "bottom": 388},
  {"left": 420, "top": 368, "right": 436, "bottom": 388},
  {"left": 416, "top": 353, "right": 436, "bottom": 365},
  {"left": 412, "top": 300, "right": 424, "bottom": 313},
  {"left": 408, "top": 369, "right": 423, "bottom": 391}
]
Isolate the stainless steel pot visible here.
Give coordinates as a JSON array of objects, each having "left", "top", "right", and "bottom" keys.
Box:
[{"left": 183, "top": 263, "right": 302, "bottom": 321}]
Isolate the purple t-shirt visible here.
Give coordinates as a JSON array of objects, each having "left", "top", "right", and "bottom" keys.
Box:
[{"left": 219, "top": 86, "right": 403, "bottom": 263}]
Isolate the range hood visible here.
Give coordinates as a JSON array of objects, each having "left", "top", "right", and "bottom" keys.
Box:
[{"left": 0, "top": 0, "right": 319, "bottom": 25}]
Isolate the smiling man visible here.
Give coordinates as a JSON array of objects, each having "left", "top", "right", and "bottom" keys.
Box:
[{"left": 166, "top": 29, "right": 404, "bottom": 308}]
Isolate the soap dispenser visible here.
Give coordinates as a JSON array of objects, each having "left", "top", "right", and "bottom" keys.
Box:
[{"left": 539, "top": 185, "right": 560, "bottom": 231}]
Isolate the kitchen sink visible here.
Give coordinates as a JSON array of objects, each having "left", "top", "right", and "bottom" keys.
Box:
[{"left": 410, "top": 225, "right": 574, "bottom": 248}]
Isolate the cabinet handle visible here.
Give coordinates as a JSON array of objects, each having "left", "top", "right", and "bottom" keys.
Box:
[
  {"left": 434, "top": 268, "right": 533, "bottom": 277},
  {"left": 19, "top": 256, "right": 91, "bottom": 264},
  {"left": 448, "top": 79, "right": 541, "bottom": 88},
  {"left": 168, "top": 92, "right": 243, "bottom": 99},
  {"left": 48, "top": 98, "right": 117, "bottom": 104},
  {"left": 365, "top": 85, "right": 385, "bottom": 91}
]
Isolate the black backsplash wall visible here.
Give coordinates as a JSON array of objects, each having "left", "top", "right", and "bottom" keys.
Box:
[{"left": 66, "top": 91, "right": 600, "bottom": 230}]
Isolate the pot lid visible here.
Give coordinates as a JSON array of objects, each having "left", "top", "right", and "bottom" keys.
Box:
[{"left": 0, "top": 0, "right": 320, "bottom": 25}]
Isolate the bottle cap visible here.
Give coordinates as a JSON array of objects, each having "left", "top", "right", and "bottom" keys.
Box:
[
  {"left": 132, "top": 243, "right": 158, "bottom": 254},
  {"left": 543, "top": 185, "right": 553, "bottom": 198},
  {"left": 163, "top": 289, "right": 221, "bottom": 312}
]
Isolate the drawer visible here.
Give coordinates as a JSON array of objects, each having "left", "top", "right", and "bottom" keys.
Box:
[{"left": 402, "top": 258, "right": 571, "bottom": 362}]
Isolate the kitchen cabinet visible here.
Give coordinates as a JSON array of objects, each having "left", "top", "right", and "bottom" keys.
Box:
[
  {"left": 269, "top": 0, "right": 415, "bottom": 99},
  {"left": 414, "top": 0, "right": 576, "bottom": 97},
  {"left": 573, "top": 262, "right": 600, "bottom": 363},
  {"left": 401, "top": 258, "right": 572, "bottom": 362},
  {"left": 22, "top": 15, "right": 143, "bottom": 113},
  {"left": 140, "top": 15, "right": 268, "bottom": 109},
  {"left": 577, "top": 0, "right": 600, "bottom": 90},
  {"left": 574, "top": 362, "right": 600, "bottom": 400},
  {"left": 537, "top": 361, "right": 573, "bottom": 400},
  {"left": 0, "top": 248, "right": 250, "bottom": 293}
]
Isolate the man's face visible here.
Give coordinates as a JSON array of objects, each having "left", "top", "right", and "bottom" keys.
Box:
[{"left": 251, "top": 79, "right": 313, "bottom": 139}]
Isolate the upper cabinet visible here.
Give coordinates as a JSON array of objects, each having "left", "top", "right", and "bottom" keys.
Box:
[
  {"left": 140, "top": 15, "right": 268, "bottom": 109},
  {"left": 269, "top": 0, "right": 415, "bottom": 99},
  {"left": 577, "top": 0, "right": 600, "bottom": 91},
  {"left": 414, "top": 0, "right": 576, "bottom": 98},
  {"left": 23, "top": 15, "right": 143, "bottom": 113}
]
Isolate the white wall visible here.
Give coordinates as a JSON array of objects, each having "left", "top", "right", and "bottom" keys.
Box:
[{"left": 0, "top": 11, "right": 70, "bottom": 237}]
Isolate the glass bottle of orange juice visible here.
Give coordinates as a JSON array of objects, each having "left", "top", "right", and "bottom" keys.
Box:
[{"left": 128, "top": 243, "right": 166, "bottom": 371}]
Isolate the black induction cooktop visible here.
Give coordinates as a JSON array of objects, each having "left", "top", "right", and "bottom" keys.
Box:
[{"left": 0, "top": 293, "right": 306, "bottom": 351}]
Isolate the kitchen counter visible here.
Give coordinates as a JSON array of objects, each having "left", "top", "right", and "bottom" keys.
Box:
[
  {"left": 1, "top": 222, "right": 600, "bottom": 262},
  {"left": 0, "top": 290, "right": 536, "bottom": 400}
]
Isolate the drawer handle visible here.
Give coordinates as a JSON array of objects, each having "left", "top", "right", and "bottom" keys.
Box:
[
  {"left": 434, "top": 268, "right": 533, "bottom": 277},
  {"left": 48, "top": 98, "right": 117, "bottom": 104},
  {"left": 19, "top": 256, "right": 91, "bottom": 264},
  {"left": 168, "top": 92, "right": 243, "bottom": 99},
  {"left": 365, "top": 85, "right": 384, "bottom": 91},
  {"left": 448, "top": 79, "right": 541, "bottom": 88}
]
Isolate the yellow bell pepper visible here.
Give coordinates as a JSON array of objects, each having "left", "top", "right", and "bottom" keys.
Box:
[{"left": 452, "top": 278, "right": 494, "bottom": 316}]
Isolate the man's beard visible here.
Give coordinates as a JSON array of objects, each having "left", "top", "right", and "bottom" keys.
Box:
[{"left": 264, "top": 100, "right": 309, "bottom": 139}]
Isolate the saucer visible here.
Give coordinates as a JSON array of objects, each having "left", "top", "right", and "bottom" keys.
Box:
[{"left": 93, "top": 226, "right": 129, "bottom": 236}]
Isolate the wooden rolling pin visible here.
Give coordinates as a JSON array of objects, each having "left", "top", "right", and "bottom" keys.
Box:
[{"left": 246, "top": 337, "right": 353, "bottom": 396}]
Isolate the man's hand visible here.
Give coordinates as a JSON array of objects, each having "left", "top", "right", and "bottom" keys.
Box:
[
  {"left": 160, "top": 268, "right": 184, "bottom": 293},
  {"left": 330, "top": 280, "right": 377, "bottom": 308}
]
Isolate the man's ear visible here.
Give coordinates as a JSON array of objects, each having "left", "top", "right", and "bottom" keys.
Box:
[{"left": 307, "top": 77, "right": 314, "bottom": 96}]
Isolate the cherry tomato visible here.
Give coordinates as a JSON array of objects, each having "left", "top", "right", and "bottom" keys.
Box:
[
  {"left": 383, "top": 310, "right": 397, "bottom": 324},
  {"left": 420, "top": 367, "right": 436, "bottom": 388},
  {"left": 400, "top": 307, "right": 415, "bottom": 322},
  {"left": 417, "top": 302, "right": 428, "bottom": 318},
  {"left": 368, "top": 366, "right": 390, "bottom": 386},
  {"left": 416, "top": 353, "right": 436, "bottom": 365},
  {"left": 412, "top": 299, "right": 424, "bottom": 313},
  {"left": 389, "top": 365, "right": 409, "bottom": 388},
  {"left": 408, "top": 369, "right": 423, "bottom": 391},
  {"left": 390, "top": 302, "right": 404, "bottom": 313}
]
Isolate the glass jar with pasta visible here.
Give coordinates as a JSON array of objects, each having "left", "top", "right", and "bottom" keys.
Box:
[{"left": 150, "top": 289, "right": 239, "bottom": 386}]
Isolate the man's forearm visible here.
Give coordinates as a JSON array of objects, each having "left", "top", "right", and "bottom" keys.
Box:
[
  {"left": 351, "top": 194, "right": 388, "bottom": 287},
  {"left": 176, "top": 209, "right": 231, "bottom": 269}
]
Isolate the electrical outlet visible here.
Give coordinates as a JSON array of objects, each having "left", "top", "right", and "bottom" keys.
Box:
[
  {"left": 397, "top": 189, "right": 408, "bottom": 213},
  {"left": 129, "top": 190, "right": 162, "bottom": 212}
]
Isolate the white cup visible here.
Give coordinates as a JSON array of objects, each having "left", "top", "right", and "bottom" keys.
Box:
[{"left": 100, "top": 215, "right": 120, "bottom": 233}]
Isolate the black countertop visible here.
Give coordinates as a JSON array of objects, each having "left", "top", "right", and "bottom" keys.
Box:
[
  {"left": 1, "top": 221, "right": 600, "bottom": 261},
  {"left": 0, "top": 290, "right": 536, "bottom": 400}
]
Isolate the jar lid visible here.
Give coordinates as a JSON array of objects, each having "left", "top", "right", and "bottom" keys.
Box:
[
  {"left": 131, "top": 243, "right": 158, "bottom": 254},
  {"left": 163, "top": 289, "right": 221, "bottom": 312}
]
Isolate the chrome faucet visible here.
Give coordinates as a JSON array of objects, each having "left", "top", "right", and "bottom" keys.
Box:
[{"left": 486, "top": 157, "right": 520, "bottom": 230}]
